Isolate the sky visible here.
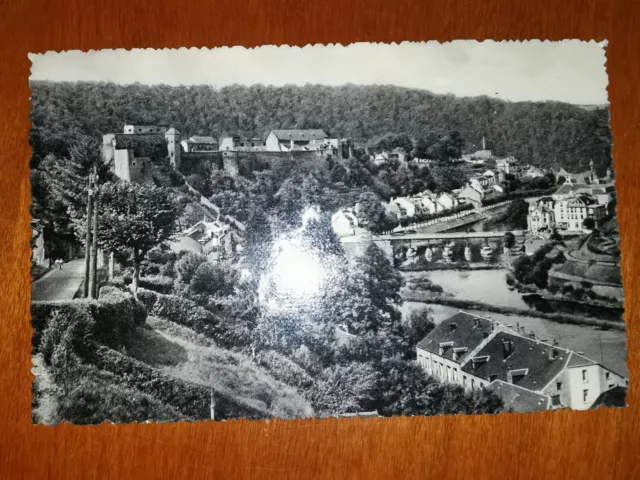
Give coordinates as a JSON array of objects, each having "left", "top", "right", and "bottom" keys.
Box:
[{"left": 29, "top": 41, "right": 608, "bottom": 105}]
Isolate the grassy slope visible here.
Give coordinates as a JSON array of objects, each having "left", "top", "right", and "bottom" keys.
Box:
[{"left": 127, "top": 316, "right": 314, "bottom": 419}]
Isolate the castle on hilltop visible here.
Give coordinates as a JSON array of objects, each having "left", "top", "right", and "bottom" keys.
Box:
[{"left": 103, "top": 125, "right": 352, "bottom": 183}]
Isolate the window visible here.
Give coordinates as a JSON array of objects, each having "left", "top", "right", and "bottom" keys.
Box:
[
  {"left": 582, "top": 370, "right": 588, "bottom": 383},
  {"left": 583, "top": 389, "right": 589, "bottom": 403},
  {"left": 556, "top": 382, "right": 562, "bottom": 391},
  {"left": 463, "top": 376, "right": 467, "bottom": 387},
  {"left": 605, "top": 372, "right": 611, "bottom": 380},
  {"left": 471, "top": 379, "right": 475, "bottom": 390}
]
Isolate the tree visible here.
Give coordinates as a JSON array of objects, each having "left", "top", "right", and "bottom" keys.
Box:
[
  {"left": 242, "top": 206, "right": 274, "bottom": 277},
  {"left": 503, "top": 231, "right": 516, "bottom": 249},
  {"left": 583, "top": 217, "right": 596, "bottom": 230},
  {"left": 431, "top": 166, "right": 467, "bottom": 193},
  {"left": 98, "top": 182, "right": 184, "bottom": 294},
  {"left": 309, "top": 362, "right": 378, "bottom": 416},
  {"left": 402, "top": 307, "right": 436, "bottom": 358},
  {"left": 189, "top": 261, "right": 238, "bottom": 297},
  {"left": 356, "top": 191, "right": 396, "bottom": 234}
]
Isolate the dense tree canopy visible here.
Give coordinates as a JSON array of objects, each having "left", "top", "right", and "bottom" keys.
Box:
[{"left": 30, "top": 81, "right": 612, "bottom": 175}]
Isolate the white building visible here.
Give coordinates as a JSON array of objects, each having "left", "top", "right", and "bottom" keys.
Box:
[
  {"left": 181, "top": 135, "right": 218, "bottom": 152},
  {"left": 436, "top": 192, "right": 459, "bottom": 210},
  {"left": 527, "top": 196, "right": 556, "bottom": 233},
  {"left": 416, "top": 311, "right": 628, "bottom": 412},
  {"left": 265, "top": 129, "right": 329, "bottom": 152},
  {"left": 386, "top": 197, "right": 417, "bottom": 219},
  {"left": 331, "top": 209, "right": 360, "bottom": 237}
]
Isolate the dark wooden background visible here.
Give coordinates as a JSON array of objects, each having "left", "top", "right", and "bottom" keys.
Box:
[{"left": 1, "top": 1, "right": 639, "bottom": 478}]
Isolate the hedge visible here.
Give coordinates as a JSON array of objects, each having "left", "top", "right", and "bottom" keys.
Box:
[
  {"left": 32, "top": 289, "right": 146, "bottom": 352},
  {"left": 138, "top": 275, "right": 174, "bottom": 294},
  {"left": 137, "top": 289, "right": 218, "bottom": 338},
  {"left": 254, "top": 350, "right": 315, "bottom": 391},
  {"left": 481, "top": 187, "right": 556, "bottom": 207},
  {"left": 91, "top": 345, "right": 268, "bottom": 420}
]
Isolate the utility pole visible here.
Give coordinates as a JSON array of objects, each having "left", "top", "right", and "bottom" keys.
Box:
[
  {"left": 89, "top": 164, "right": 99, "bottom": 299},
  {"left": 83, "top": 171, "right": 94, "bottom": 298},
  {"left": 210, "top": 390, "right": 216, "bottom": 421}
]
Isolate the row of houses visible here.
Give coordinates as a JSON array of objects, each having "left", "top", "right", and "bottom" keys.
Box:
[
  {"left": 170, "top": 216, "right": 246, "bottom": 261},
  {"left": 416, "top": 311, "right": 627, "bottom": 412},
  {"left": 527, "top": 183, "right": 615, "bottom": 233},
  {"left": 182, "top": 129, "right": 345, "bottom": 156}
]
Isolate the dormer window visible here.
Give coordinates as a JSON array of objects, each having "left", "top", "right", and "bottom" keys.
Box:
[
  {"left": 471, "top": 355, "right": 490, "bottom": 369},
  {"left": 507, "top": 368, "right": 529, "bottom": 384}
]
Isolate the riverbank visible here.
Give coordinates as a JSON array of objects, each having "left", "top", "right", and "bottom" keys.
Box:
[
  {"left": 402, "top": 291, "right": 625, "bottom": 331},
  {"left": 400, "top": 262, "right": 504, "bottom": 272}
]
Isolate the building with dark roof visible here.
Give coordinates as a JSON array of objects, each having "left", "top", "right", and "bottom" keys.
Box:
[
  {"left": 181, "top": 135, "right": 219, "bottom": 153},
  {"left": 265, "top": 129, "right": 329, "bottom": 151},
  {"left": 416, "top": 311, "right": 628, "bottom": 412}
]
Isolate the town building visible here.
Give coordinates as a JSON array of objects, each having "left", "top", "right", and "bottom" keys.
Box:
[
  {"left": 386, "top": 197, "right": 417, "bottom": 219},
  {"left": 181, "top": 136, "right": 219, "bottom": 153},
  {"left": 123, "top": 125, "right": 166, "bottom": 135},
  {"left": 495, "top": 157, "right": 522, "bottom": 177},
  {"left": 436, "top": 192, "right": 459, "bottom": 211},
  {"left": 416, "top": 311, "right": 628, "bottom": 412},
  {"left": 457, "top": 184, "right": 484, "bottom": 208},
  {"left": 527, "top": 196, "right": 556, "bottom": 233},
  {"left": 265, "top": 129, "right": 329, "bottom": 151},
  {"left": 524, "top": 166, "right": 545, "bottom": 178},
  {"left": 411, "top": 191, "right": 440, "bottom": 215},
  {"left": 172, "top": 218, "right": 243, "bottom": 261},
  {"left": 526, "top": 181, "right": 615, "bottom": 233},
  {"left": 331, "top": 208, "right": 360, "bottom": 237},
  {"left": 373, "top": 148, "right": 407, "bottom": 166},
  {"left": 219, "top": 136, "right": 264, "bottom": 151}
]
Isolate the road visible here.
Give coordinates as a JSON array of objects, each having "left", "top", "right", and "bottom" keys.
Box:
[{"left": 31, "top": 259, "right": 85, "bottom": 302}]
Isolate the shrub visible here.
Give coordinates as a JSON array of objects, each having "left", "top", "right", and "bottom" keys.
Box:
[
  {"left": 38, "top": 307, "right": 95, "bottom": 364},
  {"left": 57, "top": 374, "right": 185, "bottom": 424},
  {"left": 89, "top": 289, "right": 147, "bottom": 348},
  {"left": 139, "top": 275, "right": 174, "bottom": 294},
  {"left": 137, "top": 289, "right": 218, "bottom": 337},
  {"left": 90, "top": 345, "right": 267, "bottom": 420},
  {"left": 175, "top": 252, "right": 207, "bottom": 285},
  {"left": 189, "top": 262, "right": 238, "bottom": 297},
  {"left": 254, "top": 350, "right": 315, "bottom": 391}
]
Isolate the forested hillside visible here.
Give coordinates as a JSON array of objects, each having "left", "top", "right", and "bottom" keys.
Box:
[{"left": 29, "top": 81, "right": 612, "bottom": 174}]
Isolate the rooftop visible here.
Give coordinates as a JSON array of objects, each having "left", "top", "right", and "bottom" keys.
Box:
[
  {"left": 487, "top": 380, "right": 550, "bottom": 412},
  {"left": 460, "top": 331, "right": 570, "bottom": 391},
  {"left": 189, "top": 135, "right": 217, "bottom": 144},
  {"left": 270, "top": 129, "right": 328, "bottom": 141},
  {"left": 416, "top": 312, "right": 501, "bottom": 364}
]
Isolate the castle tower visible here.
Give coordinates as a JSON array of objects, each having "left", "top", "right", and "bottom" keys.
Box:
[{"left": 165, "top": 127, "right": 181, "bottom": 169}]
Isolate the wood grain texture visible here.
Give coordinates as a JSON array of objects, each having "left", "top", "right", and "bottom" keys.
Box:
[{"left": 1, "top": 1, "right": 639, "bottom": 478}]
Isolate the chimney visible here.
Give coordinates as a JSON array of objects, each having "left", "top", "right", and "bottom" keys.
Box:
[
  {"left": 548, "top": 340, "right": 559, "bottom": 361},
  {"left": 502, "top": 339, "right": 514, "bottom": 359}
]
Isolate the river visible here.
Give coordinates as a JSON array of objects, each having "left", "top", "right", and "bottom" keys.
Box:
[
  {"left": 401, "top": 269, "right": 629, "bottom": 377},
  {"left": 403, "top": 269, "right": 529, "bottom": 309}
]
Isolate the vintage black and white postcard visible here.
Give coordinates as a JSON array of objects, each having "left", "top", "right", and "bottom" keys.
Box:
[{"left": 29, "top": 41, "right": 627, "bottom": 425}]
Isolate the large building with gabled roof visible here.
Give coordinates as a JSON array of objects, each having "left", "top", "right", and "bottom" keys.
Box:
[{"left": 416, "top": 311, "right": 628, "bottom": 412}]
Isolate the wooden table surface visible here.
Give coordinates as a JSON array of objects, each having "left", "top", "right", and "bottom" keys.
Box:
[{"left": 1, "top": 1, "right": 638, "bottom": 478}]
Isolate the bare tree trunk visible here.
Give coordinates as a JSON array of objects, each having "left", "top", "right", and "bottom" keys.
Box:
[
  {"left": 132, "top": 251, "right": 140, "bottom": 298},
  {"left": 89, "top": 185, "right": 99, "bottom": 299},
  {"left": 108, "top": 251, "right": 115, "bottom": 281},
  {"left": 83, "top": 187, "right": 93, "bottom": 299}
]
